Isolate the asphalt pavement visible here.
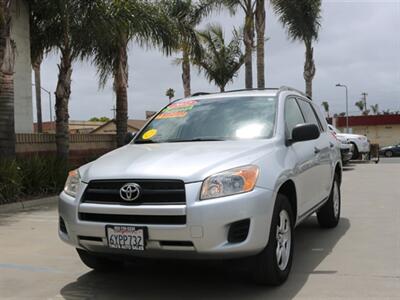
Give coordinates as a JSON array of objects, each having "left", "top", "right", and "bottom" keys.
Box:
[{"left": 0, "top": 162, "right": 399, "bottom": 299}]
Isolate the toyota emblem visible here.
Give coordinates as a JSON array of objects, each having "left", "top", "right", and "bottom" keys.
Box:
[{"left": 120, "top": 183, "right": 141, "bottom": 201}]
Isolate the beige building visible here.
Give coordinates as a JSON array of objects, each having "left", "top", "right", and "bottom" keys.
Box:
[
  {"left": 11, "top": 0, "right": 33, "bottom": 133},
  {"left": 333, "top": 115, "right": 400, "bottom": 147},
  {"left": 34, "top": 121, "right": 106, "bottom": 134},
  {"left": 91, "top": 119, "right": 146, "bottom": 134}
]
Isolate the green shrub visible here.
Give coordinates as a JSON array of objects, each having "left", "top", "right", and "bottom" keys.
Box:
[
  {"left": 0, "top": 159, "right": 22, "bottom": 203},
  {"left": 0, "top": 156, "right": 71, "bottom": 204}
]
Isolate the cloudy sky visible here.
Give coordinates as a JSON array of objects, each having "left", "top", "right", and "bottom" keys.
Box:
[{"left": 34, "top": 0, "right": 400, "bottom": 122}]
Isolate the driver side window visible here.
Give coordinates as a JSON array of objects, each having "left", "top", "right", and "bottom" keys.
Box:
[{"left": 285, "top": 97, "right": 305, "bottom": 139}]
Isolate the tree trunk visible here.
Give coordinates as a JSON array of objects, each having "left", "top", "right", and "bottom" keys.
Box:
[
  {"left": 243, "top": 1, "right": 254, "bottom": 89},
  {"left": 220, "top": 85, "right": 225, "bottom": 92},
  {"left": 182, "top": 49, "right": 191, "bottom": 97},
  {"left": 33, "top": 55, "right": 43, "bottom": 133},
  {"left": 114, "top": 44, "right": 128, "bottom": 148},
  {"left": 0, "top": 2, "right": 16, "bottom": 159},
  {"left": 304, "top": 39, "right": 316, "bottom": 99},
  {"left": 255, "top": 0, "right": 265, "bottom": 89},
  {"left": 55, "top": 50, "right": 72, "bottom": 160}
]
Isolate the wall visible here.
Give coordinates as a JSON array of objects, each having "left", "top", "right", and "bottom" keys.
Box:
[
  {"left": 16, "top": 134, "right": 117, "bottom": 165},
  {"left": 11, "top": 0, "right": 33, "bottom": 133},
  {"left": 336, "top": 124, "right": 400, "bottom": 147}
]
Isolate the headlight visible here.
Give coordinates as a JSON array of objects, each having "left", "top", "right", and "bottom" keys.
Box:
[
  {"left": 200, "top": 165, "right": 259, "bottom": 200},
  {"left": 64, "top": 169, "right": 80, "bottom": 197}
]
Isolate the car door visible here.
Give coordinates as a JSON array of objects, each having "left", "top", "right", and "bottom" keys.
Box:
[
  {"left": 284, "top": 97, "right": 320, "bottom": 217},
  {"left": 296, "top": 98, "right": 333, "bottom": 207}
]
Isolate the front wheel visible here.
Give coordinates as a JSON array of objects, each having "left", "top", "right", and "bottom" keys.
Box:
[
  {"left": 317, "top": 175, "right": 341, "bottom": 228},
  {"left": 251, "top": 194, "right": 294, "bottom": 286},
  {"left": 351, "top": 143, "right": 359, "bottom": 160}
]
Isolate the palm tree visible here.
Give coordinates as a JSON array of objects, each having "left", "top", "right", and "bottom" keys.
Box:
[
  {"left": 0, "top": 0, "right": 16, "bottom": 158},
  {"left": 223, "top": 0, "right": 256, "bottom": 89},
  {"left": 195, "top": 25, "right": 244, "bottom": 92},
  {"left": 30, "top": 8, "right": 50, "bottom": 133},
  {"left": 165, "top": 88, "right": 175, "bottom": 102},
  {"left": 370, "top": 104, "right": 379, "bottom": 115},
  {"left": 84, "top": 1, "right": 175, "bottom": 147},
  {"left": 271, "top": 0, "right": 322, "bottom": 98},
  {"left": 321, "top": 101, "right": 330, "bottom": 118},
  {"left": 355, "top": 100, "right": 364, "bottom": 113},
  {"left": 255, "top": 0, "right": 265, "bottom": 88},
  {"left": 30, "top": 0, "right": 95, "bottom": 160},
  {"left": 163, "top": 0, "right": 215, "bottom": 97}
]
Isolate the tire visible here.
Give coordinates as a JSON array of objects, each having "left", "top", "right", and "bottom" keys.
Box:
[
  {"left": 317, "top": 175, "right": 341, "bottom": 228},
  {"left": 76, "top": 248, "right": 123, "bottom": 271},
  {"left": 251, "top": 194, "right": 294, "bottom": 286},
  {"left": 351, "top": 143, "right": 359, "bottom": 160},
  {"left": 385, "top": 150, "right": 393, "bottom": 158}
]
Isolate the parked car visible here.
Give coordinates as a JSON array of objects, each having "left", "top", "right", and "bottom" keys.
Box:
[
  {"left": 59, "top": 87, "right": 342, "bottom": 286},
  {"left": 327, "top": 125, "right": 370, "bottom": 159},
  {"left": 379, "top": 144, "right": 400, "bottom": 157},
  {"left": 328, "top": 129, "right": 353, "bottom": 164}
]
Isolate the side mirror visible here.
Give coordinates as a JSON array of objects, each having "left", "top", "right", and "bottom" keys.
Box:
[
  {"left": 124, "top": 132, "right": 136, "bottom": 145},
  {"left": 291, "top": 123, "right": 320, "bottom": 143}
]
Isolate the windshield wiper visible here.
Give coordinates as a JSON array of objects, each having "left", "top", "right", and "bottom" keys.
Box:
[
  {"left": 165, "top": 137, "right": 228, "bottom": 143},
  {"left": 134, "top": 140, "right": 157, "bottom": 144}
]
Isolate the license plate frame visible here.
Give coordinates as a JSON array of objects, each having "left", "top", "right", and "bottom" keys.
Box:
[{"left": 105, "top": 225, "right": 147, "bottom": 251}]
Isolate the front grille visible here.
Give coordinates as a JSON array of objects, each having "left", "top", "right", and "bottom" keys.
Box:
[
  {"left": 81, "top": 179, "right": 186, "bottom": 205},
  {"left": 79, "top": 213, "right": 186, "bottom": 225}
]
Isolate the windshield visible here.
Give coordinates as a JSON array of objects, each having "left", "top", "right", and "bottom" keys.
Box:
[{"left": 134, "top": 96, "right": 277, "bottom": 144}]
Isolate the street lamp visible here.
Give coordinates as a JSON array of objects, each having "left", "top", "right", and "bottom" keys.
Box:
[
  {"left": 32, "top": 84, "right": 53, "bottom": 122},
  {"left": 335, "top": 83, "right": 349, "bottom": 133}
]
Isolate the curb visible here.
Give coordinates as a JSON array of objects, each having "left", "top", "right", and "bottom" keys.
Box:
[{"left": 0, "top": 196, "right": 58, "bottom": 213}]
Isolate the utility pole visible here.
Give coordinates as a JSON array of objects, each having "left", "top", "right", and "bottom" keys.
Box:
[{"left": 361, "top": 92, "right": 368, "bottom": 113}]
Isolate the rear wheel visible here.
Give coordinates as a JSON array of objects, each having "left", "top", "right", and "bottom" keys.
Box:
[
  {"left": 385, "top": 150, "right": 393, "bottom": 157},
  {"left": 251, "top": 194, "right": 294, "bottom": 285},
  {"left": 317, "top": 175, "right": 341, "bottom": 228},
  {"left": 76, "top": 248, "right": 123, "bottom": 271}
]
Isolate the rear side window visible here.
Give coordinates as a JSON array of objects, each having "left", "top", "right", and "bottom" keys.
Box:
[
  {"left": 285, "top": 97, "right": 305, "bottom": 139},
  {"left": 297, "top": 99, "right": 323, "bottom": 131}
]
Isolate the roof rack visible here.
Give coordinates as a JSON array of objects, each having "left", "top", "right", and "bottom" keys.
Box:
[
  {"left": 190, "top": 86, "right": 311, "bottom": 99},
  {"left": 191, "top": 92, "right": 211, "bottom": 97},
  {"left": 279, "top": 86, "right": 311, "bottom": 99}
]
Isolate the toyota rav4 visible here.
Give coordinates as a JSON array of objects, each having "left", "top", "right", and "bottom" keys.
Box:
[{"left": 59, "top": 87, "right": 342, "bottom": 285}]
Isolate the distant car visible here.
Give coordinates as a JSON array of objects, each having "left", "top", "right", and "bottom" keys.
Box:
[
  {"left": 328, "top": 127, "right": 353, "bottom": 164},
  {"left": 379, "top": 144, "right": 400, "bottom": 157},
  {"left": 328, "top": 125, "right": 370, "bottom": 159}
]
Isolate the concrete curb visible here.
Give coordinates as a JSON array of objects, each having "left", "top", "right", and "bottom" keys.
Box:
[{"left": 0, "top": 196, "right": 58, "bottom": 213}]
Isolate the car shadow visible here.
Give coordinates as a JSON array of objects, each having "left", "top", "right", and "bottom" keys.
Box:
[{"left": 60, "top": 216, "right": 350, "bottom": 300}]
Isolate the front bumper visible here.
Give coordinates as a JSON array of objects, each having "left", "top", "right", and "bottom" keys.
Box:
[{"left": 58, "top": 182, "right": 275, "bottom": 259}]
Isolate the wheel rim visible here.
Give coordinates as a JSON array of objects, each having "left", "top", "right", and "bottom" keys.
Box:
[
  {"left": 276, "top": 210, "right": 291, "bottom": 271},
  {"left": 386, "top": 151, "right": 392, "bottom": 157},
  {"left": 333, "top": 181, "right": 340, "bottom": 219}
]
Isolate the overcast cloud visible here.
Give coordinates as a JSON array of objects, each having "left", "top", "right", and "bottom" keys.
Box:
[{"left": 33, "top": 0, "right": 400, "bottom": 122}]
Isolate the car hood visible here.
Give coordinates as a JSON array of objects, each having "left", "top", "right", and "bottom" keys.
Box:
[
  {"left": 80, "top": 140, "right": 275, "bottom": 183},
  {"left": 336, "top": 133, "right": 366, "bottom": 140}
]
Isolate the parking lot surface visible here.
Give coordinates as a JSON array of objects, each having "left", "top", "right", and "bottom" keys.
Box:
[{"left": 0, "top": 162, "right": 399, "bottom": 300}]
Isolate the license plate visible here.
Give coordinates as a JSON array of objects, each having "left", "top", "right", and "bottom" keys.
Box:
[{"left": 106, "top": 225, "right": 147, "bottom": 251}]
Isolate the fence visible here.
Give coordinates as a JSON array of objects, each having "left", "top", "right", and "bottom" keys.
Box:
[{"left": 16, "top": 133, "right": 117, "bottom": 165}]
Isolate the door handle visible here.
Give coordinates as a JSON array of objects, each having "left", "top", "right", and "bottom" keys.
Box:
[{"left": 314, "top": 147, "right": 321, "bottom": 154}]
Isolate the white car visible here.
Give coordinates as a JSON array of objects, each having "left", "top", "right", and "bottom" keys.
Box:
[
  {"left": 328, "top": 125, "right": 370, "bottom": 159},
  {"left": 59, "top": 87, "right": 342, "bottom": 285}
]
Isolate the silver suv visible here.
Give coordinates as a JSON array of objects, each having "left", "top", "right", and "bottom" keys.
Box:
[{"left": 59, "top": 87, "right": 342, "bottom": 285}]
